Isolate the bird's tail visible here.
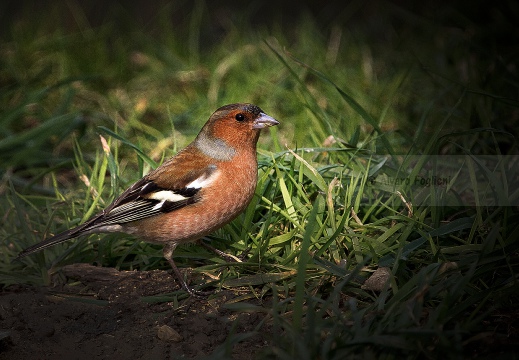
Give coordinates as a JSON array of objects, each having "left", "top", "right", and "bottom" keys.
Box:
[
  {"left": 15, "top": 210, "right": 110, "bottom": 260},
  {"left": 16, "top": 227, "right": 84, "bottom": 259}
]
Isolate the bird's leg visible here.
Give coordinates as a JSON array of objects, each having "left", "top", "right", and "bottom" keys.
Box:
[
  {"left": 200, "top": 238, "right": 251, "bottom": 262},
  {"left": 163, "top": 242, "right": 211, "bottom": 297}
]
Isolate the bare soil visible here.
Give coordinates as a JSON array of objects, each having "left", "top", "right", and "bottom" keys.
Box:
[{"left": 0, "top": 264, "right": 269, "bottom": 360}]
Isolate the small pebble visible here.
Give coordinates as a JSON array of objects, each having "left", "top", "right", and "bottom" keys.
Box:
[
  {"left": 157, "top": 325, "right": 183, "bottom": 342},
  {"left": 361, "top": 267, "right": 391, "bottom": 292}
]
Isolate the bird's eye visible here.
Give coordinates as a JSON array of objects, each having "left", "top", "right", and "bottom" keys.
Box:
[{"left": 235, "top": 113, "right": 245, "bottom": 121}]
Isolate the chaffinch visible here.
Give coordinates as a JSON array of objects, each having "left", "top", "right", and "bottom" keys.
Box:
[{"left": 17, "top": 103, "right": 279, "bottom": 296}]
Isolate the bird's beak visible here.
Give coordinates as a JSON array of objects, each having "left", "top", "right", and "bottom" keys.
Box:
[{"left": 252, "top": 113, "right": 279, "bottom": 129}]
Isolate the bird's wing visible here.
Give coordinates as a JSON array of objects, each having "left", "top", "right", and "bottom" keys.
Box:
[
  {"left": 16, "top": 157, "right": 218, "bottom": 258},
  {"left": 81, "top": 158, "right": 219, "bottom": 229}
]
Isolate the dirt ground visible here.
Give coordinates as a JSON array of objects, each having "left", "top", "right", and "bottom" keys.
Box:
[{"left": 0, "top": 264, "right": 270, "bottom": 360}]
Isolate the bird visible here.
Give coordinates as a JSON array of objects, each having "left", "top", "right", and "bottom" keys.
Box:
[{"left": 16, "top": 103, "right": 279, "bottom": 296}]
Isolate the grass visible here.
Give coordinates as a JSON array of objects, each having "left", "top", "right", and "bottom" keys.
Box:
[{"left": 1, "top": 1, "right": 518, "bottom": 358}]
